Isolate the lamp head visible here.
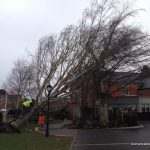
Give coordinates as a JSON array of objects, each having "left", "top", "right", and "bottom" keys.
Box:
[{"left": 46, "top": 84, "right": 52, "bottom": 93}]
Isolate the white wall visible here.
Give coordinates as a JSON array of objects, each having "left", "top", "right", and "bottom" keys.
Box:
[{"left": 139, "top": 97, "right": 150, "bottom": 112}]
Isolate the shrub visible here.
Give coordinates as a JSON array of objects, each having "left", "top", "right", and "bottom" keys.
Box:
[
  {"left": 53, "top": 107, "right": 70, "bottom": 120},
  {"left": 138, "top": 112, "right": 150, "bottom": 121},
  {"left": 124, "top": 112, "right": 138, "bottom": 126},
  {"left": 0, "top": 124, "right": 6, "bottom": 133}
]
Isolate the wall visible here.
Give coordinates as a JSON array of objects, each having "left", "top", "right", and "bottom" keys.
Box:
[
  {"left": 139, "top": 96, "right": 150, "bottom": 112},
  {"left": 0, "top": 93, "right": 6, "bottom": 110},
  {"left": 109, "top": 83, "right": 138, "bottom": 97},
  {"left": 142, "top": 78, "right": 150, "bottom": 88},
  {"left": 138, "top": 89, "right": 150, "bottom": 97},
  {"left": 0, "top": 93, "right": 19, "bottom": 111}
]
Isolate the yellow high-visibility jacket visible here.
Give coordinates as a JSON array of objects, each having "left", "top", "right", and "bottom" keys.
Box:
[{"left": 23, "top": 99, "right": 32, "bottom": 107}]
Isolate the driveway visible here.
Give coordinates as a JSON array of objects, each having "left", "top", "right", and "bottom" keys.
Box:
[{"left": 71, "top": 123, "right": 150, "bottom": 150}]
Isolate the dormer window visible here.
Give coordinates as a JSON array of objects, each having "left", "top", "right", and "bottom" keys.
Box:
[{"left": 121, "top": 87, "right": 129, "bottom": 95}]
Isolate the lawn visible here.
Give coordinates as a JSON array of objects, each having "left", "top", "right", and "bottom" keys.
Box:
[{"left": 0, "top": 123, "right": 73, "bottom": 150}]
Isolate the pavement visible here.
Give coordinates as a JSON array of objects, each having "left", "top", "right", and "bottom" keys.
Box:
[
  {"left": 36, "top": 127, "right": 76, "bottom": 137},
  {"left": 35, "top": 120, "right": 76, "bottom": 137},
  {"left": 71, "top": 123, "right": 150, "bottom": 150}
]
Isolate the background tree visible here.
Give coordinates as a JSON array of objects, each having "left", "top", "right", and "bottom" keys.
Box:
[{"left": 3, "top": 58, "right": 37, "bottom": 109}]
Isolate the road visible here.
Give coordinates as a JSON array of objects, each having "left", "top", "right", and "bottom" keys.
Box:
[{"left": 71, "top": 123, "right": 150, "bottom": 150}]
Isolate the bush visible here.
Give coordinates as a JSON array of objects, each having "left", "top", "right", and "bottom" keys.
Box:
[
  {"left": 124, "top": 112, "right": 138, "bottom": 126},
  {"left": 53, "top": 107, "right": 70, "bottom": 120},
  {"left": 83, "top": 120, "right": 93, "bottom": 128},
  {"left": 7, "top": 109, "right": 22, "bottom": 117},
  {"left": 0, "top": 124, "right": 6, "bottom": 133},
  {"left": 0, "top": 113, "right": 2, "bottom": 125},
  {"left": 138, "top": 112, "right": 150, "bottom": 121},
  {"left": 108, "top": 119, "right": 121, "bottom": 127}
]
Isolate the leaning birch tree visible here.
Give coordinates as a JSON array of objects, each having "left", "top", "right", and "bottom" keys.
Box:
[{"left": 11, "top": 0, "right": 150, "bottom": 128}]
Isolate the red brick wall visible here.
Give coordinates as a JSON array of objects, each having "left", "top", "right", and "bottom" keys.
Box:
[
  {"left": 138, "top": 89, "right": 150, "bottom": 96},
  {"left": 108, "top": 83, "right": 138, "bottom": 97}
]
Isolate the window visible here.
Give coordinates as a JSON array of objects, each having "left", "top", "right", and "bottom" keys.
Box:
[
  {"left": 141, "top": 104, "right": 150, "bottom": 112},
  {"left": 113, "top": 107, "right": 117, "bottom": 114},
  {"left": 146, "top": 107, "right": 150, "bottom": 112},
  {"left": 121, "top": 87, "right": 129, "bottom": 95},
  {"left": 142, "top": 107, "right": 145, "bottom": 112},
  {"left": 131, "top": 105, "right": 137, "bottom": 112},
  {"left": 128, "top": 107, "right": 132, "bottom": 112},
  {"left": 142, "top": 104, "right": 145, "bottom": 112},
  {"left": 145, "top": 104, "right": 150, "bottom": 112}
]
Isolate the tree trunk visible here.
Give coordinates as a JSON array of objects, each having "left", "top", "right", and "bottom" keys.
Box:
[
  {"left": 99, "top": 79, "right": 109, "bottom": 128},
  {"left": 10, "top": 106, "right": 37, "bottom": 129},
  {"left": 99, "top": 103, "right": 109, "bottom": 128}
]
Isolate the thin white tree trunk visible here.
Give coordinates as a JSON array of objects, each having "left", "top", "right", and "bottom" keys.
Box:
[{"left": 100, "top": 103, "right": 109, "bottom": 127}]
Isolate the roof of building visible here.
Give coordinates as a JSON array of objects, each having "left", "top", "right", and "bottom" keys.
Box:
[
  {"left": 110, "top": 72, "right": 140, "bottom": 83},
  {"left": 0, "top": 89, "right": 20, "bottom": 100},
  {"left": 108, "top": 96, "right": 139, "bottom": 105},
  {"left": 0, "top": 89, "right": 6, "bottom": 95}
]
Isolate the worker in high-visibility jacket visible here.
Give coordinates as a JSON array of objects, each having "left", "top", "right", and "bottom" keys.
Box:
[
  {"left": 23, "top": 99, "right": 32, "bottom": 107},
  {"left": 22, "top": 99, "right": 33, "bottom": 115},
  {"left": 38, "top": 113, "right": 46, "bottom": 128}
]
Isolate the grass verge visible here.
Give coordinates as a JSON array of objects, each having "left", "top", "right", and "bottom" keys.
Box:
[{"left": 0, "top": 123, "right": 73, "bottom": 150}]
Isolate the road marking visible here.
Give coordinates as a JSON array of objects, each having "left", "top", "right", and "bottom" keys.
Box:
[
  {"left": 69, "top": 130, "right": 78, "bottom": 150},
  {"left": 73, "top": 143, "right": 131, "bottom": 146}
]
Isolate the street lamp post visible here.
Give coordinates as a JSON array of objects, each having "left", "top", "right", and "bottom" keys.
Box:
[{"left": 45, "top": 83, "right": 52, "bottom": 137}]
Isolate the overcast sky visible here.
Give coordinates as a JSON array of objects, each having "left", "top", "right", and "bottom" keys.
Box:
[{"left": 0, "top": 0, "right": 150, "bottom": 87}]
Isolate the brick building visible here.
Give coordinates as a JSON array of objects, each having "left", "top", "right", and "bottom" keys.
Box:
[
  {"left": 0, "top": 89, "right": 21, "bottom": 121},
  {"left": 69, "top": 70, "right": 150, "bottom": 119}
]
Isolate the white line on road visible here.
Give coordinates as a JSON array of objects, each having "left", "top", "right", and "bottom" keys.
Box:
[
  {"left": 73, "top": 143, "right": 131, "bottom": 146},
  {"left": 69, "top": 130, "right": 78, "bottom": 150}
]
